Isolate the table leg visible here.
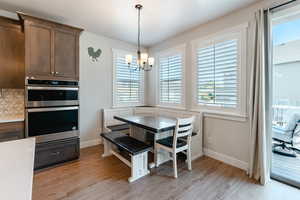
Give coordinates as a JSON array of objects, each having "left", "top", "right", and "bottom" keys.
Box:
[
  {"left": 151, "top": 131, "right": 172, "bottom": 168},
  {"left": 127, "top": 125, "right": 172, "bottom": 169},
  {"left": 129, "top": 125, "right": 133, "bottom": 137},
  {"left": 128, "top": 151, "right": 150, "bottom": 182},
  {"left": 130, "top": 125, "right": 147, "bottom": 142}
]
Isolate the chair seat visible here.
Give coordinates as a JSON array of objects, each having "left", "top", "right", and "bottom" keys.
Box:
[{"left": 156, "top": 136, "right": 187, "bottom": 148}]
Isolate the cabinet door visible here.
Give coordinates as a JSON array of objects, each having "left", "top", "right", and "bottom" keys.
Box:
[
  {"left": 0, "top": 18, "right": 25, "bottom": 88},
  {"left": 54, "top": 29, "right": 78, "bottom": 80},
  {"left": 25, "top": 23, "right": 53, "bottom": 77}
]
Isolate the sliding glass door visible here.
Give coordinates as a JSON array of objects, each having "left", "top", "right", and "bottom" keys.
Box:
[{"left": 270, "top": 2, "right": 300, "bottom": 188}]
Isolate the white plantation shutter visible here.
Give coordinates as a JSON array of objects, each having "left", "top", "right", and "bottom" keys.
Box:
[
  {"left": 159, "top": 54, "right": 182, "bottom": 104},
  {"left": 114, "top": 54, "right": 143, "bottom": 105},
  {"left": 197, "top": 39, "right": 238, "bottom": 108}
]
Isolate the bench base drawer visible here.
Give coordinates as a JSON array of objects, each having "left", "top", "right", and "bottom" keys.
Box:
[{"left": 34, "top": 137, "right": 79, "bottom": 170}]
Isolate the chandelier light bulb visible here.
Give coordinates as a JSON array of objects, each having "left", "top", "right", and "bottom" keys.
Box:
[
  {"left": 148, "top": 57, "right": 155, "bottom": 66},
  {"left": 126, "top": 55, "right": 133, "bottom": 64}
]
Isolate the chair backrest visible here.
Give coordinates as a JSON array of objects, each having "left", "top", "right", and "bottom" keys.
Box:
[{"left": 173, "top": 116, "right": 195, "bottom": 147}]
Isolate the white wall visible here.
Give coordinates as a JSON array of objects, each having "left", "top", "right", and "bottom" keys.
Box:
[
  {"left": 147, "top": 0, "right": 288, "bottom": 169},
  {"left": 79, "top": 32, "right": 143, "bottom": 147}
]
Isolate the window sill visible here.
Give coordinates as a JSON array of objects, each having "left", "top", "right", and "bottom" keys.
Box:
[
  {"left": 189, "top": 109, "right": 248, "bottom": 122},
  {"left": 156, "top": 105, "right": 186, "bottom": 111}
]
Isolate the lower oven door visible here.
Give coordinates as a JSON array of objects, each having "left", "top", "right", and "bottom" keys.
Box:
[{"left": 26, "top": 106, "right": 79, "bottom": 143}]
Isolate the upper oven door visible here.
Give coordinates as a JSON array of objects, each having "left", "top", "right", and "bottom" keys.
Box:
[{"left": 26, "top": 86, "right": 79, "bottom": 108}]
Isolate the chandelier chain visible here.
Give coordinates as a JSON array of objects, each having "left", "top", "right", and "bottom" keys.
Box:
[{"left": 138, "top": 6, "right": 141, "bottom": 53}]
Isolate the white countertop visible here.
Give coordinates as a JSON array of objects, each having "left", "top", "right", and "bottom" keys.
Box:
[{"left": 0, "top": 115, "right": 25, "bottom": 123}]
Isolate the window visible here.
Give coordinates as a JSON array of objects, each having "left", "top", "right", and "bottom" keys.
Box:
[
  {"left": 113, "top": 49, "right": 144, "bottom": 107},
  {"left": 192, "top": 25, "right": 247, "bottom": 115},
  {"left": 158, "top": 45, "right": 185, "bottom": 107},
  {"left": 197, "top": 39, "right": 238, "bottom": 107}
]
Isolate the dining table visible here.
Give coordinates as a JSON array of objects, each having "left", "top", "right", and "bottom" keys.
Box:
[{"left": 114, "top": 114, "right": 177, "bottom": 168}]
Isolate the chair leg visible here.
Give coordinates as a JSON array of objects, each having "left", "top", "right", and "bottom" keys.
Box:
[
  {"left": 173, "top": 153, "right": 178, "bottom": 178},
  {"left": 187, "top": 146, "right": 192, "bottom": 171}
]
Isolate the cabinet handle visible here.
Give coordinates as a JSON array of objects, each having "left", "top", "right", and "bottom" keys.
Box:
[{"left": 50, "top": 151, "right": 60, "bottom": 156}]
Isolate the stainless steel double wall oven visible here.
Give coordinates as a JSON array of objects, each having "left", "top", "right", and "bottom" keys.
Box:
[{"left": 25, "top": 79, "right": 79, "bottom": 143}]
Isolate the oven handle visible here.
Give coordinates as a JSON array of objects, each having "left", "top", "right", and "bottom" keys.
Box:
[
  {"left": 27, "top": 86, "right": 79, "bottom": 91},
  {"left": 27, "top": 106, "right": 79, "bottom": 113}
]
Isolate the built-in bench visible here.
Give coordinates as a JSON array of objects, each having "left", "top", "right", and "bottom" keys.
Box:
[
  {"left": 101, "top": 131, "right": 151, "bottom": 182},
  {"left": 102, "top": 108, "right": 134, "bottom": 134}
]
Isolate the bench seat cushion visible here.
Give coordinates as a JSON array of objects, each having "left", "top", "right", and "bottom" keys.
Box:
[
  {"left": 156, "top": 136, "right": 187, "bottom": 148},
  {"left": 107, "top": 124, "right": 130, "bottom": 132},
  {"left": 101, "top": 132, "right": 151, "bottom": 155}
]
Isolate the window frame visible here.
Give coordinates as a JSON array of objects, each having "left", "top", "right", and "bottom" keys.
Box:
[
  {"left": 191, "top": 24, "right": 247, "bottom": 116},
  {"left": 156, "top": 44, "right": 186, "bottom": 109},
  {"left": 112, "top": 48, "right": 145, "bottom": 108}
]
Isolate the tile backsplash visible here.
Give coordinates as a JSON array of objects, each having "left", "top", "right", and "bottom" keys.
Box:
[{"left": 0, "top": 89, "right": 24, "bottom": 117}]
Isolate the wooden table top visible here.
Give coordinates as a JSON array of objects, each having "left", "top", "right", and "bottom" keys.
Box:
[{"left": 114, "top": 115, "right": 177, "bottom": 133}]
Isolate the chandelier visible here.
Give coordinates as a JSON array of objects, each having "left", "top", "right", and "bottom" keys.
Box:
[{"left": 126, "top": 4, "right": 154, "bottom": 71}]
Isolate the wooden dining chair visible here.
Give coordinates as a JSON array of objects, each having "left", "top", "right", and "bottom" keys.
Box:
[{"left": 155, "top": 116, "right": 195, "bottom": 178}]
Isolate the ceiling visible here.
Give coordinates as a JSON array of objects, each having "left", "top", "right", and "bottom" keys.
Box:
[{"left": 0, "top": 0, "right": 260, "bottom": 47}]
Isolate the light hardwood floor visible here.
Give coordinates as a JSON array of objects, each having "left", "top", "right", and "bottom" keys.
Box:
[{"left": 33, "top": 145, "right": 300, "bottom": 200}]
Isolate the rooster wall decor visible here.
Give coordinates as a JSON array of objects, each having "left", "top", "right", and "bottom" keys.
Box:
[{"left": 88, "top": 47, "right": 102, "bottom": 62}]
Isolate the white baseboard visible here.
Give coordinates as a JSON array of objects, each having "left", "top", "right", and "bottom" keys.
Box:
[
  {"left": 80, "top": 138, "right": 102, "bottom": 149},
  {"left": 192, "top": 152, "right": 204, "bottom": 161},
  {"left": 203, "top": 148, "right": 248, "bottom": 171}
]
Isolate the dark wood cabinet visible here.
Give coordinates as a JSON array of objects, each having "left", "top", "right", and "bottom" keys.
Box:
[
  {"left": 0, "top": 121, "right": 24, "bottom": 142},
  {"left": 54, "top": 28, "right": 79, "bottom": 79},
  {"left": 18, "top": 13, "right": 83, "bottom": 81},
  {"left": 0, "top": 17, "right": 25, "bottom": 88},
  {"left": 34, "top": 137, "right": 80, "bottom": 170},
  {"left": 25, "top": 22, "right": 52, "bottom": 77}
]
